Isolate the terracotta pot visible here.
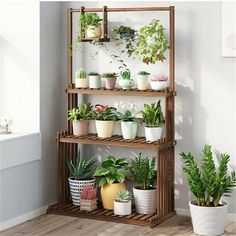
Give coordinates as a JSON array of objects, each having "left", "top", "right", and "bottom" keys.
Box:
[
  {"left": 72, "top": 120, "right": 89, "bottom": 136},
  {"left": 101, "top": 183, "right": 125, "bottom": 210},
  {"left": 95, "top": 120, "right": 114, "bottom": 138},
  {"left": 104, "top": 77, "right": 117, "bottom": 89}
]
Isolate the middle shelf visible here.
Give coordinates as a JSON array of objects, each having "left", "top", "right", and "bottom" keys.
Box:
[{"left": 58, "top": 133, "right": 176, "bottom": 150}]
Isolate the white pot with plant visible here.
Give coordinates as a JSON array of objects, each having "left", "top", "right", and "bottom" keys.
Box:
[
  {"left": 80, "top": 13, "right": 102, "bottom": 39},
  {"left": 80, "top": 186, "right": 98, "bottom": 211},
  {"left": 114, "top": 189, "right": 132, "bottom": 215},
  {"left": 102, "top": 72, "right": 118, "bottom": 89},
  {"left": 0, "top": 118, "right": 13, "bottom": 134},
  {"left": 142, "top": 100, "right": 164, "bottom": 142},
  {"left": 114, "top": 101, "right": 140, "bottom": 140},
  {"left": 136, "top": 71, "right": 150, "bottom": 91},
  {"left": 94, "top": 104, "right": 117, "bottom": 138},
  {"left": 67, "top": 150, "right": 97, "bottom": 206},
  {"left": 130, "top": 153, "right": 157, "bottom": 214},
  {"left": 68, "top": 102, "right": 93, "bottom": 136},
  {"left": 181, "top": 144, "right": 236, "bottom": 236},
  {"left": 150, "top": 75, "right": 169, "bottom": 91},
  {"left": 75, "top": 68, "right": 88, "bottom": 88},
  {"left": 88, "top": 72, "right": 101, "bottom": 89},
  {"left": 118, "top": 70, "right": 134, "bottom": 90}
]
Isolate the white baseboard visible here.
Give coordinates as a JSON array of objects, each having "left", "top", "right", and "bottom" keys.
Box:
[
  {"left": 0, "top": 205, "right": 48, "bottom": 232},
  {"left": 176, "top": 208, "right": 236, "bottom": 222}
]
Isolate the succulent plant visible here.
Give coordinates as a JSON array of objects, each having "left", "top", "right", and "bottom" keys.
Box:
[
  {"left": 75, "top": 69, "right": 87, "bottom": 79},
  {"left": 80, "top": 186, "right": 97, "bottom": 200},
  {"left": 114, "top": 189, "right": 132, "bottom": 202},
  {"left": 138, "top": 71, "right": 150, "bottom": 75},
  {"left": 88, "top": 72, "right": 100, "bottom": 76},
  {"left": 102, "top": 72, "right": 118, "bottom": 78}
]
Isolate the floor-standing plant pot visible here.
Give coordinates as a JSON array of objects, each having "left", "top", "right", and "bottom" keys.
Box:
[
  {"left": 150, "top": 80, "right": 169, "bottom": 90},
  {"left": 121, "top": 121, "right": 138, "bottom": 140},
  {"left": 144, "top": 126, "right": 162, "bottom": 142},
  {"left": 118, "top": 79, "right": 134, "bottom": 90},
  {"left": 75, "top": 78, "right": 88, "bottom": 88},
  {"left": 133, "top": 187, "right": 157, "bottom": 214},
  {"left": 101, "top": 183, "right": 125, "bottom": 210},
  {"left": 137, "top": 75, "right": 148, "bottom": 90},
  {"left": 114, "top": 200, "right": 132, "bottom": 216},
  {"left": 89, "top": 76, "right": 101, "bottom": 89},
  {"left": 189, "top": 201, "right": 228, "bottom": 236},
  {"left": 104, "top": 77, "right": 117, "bottom": 89},
  {"left": 72, "top": 120, "right": 89, "bottom": 136},
  {"left": 86, "top": 25, "right": 102, "bottom": 38},
  {"left": 95, "top": 120, "right": 114, "bottom": 138},
  {"left": 68, "top": 177, "right": 96, "bottom": 206}
]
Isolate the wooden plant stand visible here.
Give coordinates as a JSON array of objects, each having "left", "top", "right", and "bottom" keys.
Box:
[{"left": 47, "top": 6, "right": 176, "bottom": 228}]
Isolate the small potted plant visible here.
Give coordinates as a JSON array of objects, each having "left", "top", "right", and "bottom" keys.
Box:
[
  {"left": 102, "top": 72, "right": 118, "bottom": 89},
  {"left": 118, "top": 70, "right": 134, "bottom": 90},
  {"left": 150, "top": 75, "right": 169, "bottom": 91},
  {"left": 114, "top": 101, "right": 140, "bottom": 140},
  {"left": 80, "top": 186, "right": 98, "bottom": 211},
  {"left": 75, "top": 68, "right": 88, "bottom": 88},
  {"left": 130, "top": 153, "right": 156, "bottom": 214},
  {"left": 80, "top": 13, "right": 102, "bottom": 39},
  {"left": 94, "top": 155, "right": 129, "bottom": 210},
  {"left": 67, "top": 150, "right": 97, "bottom": 206},
  {"left": 114, "top": 189, "right": 132, "bottom": 216},
  {"left": 94, "top": 104, "right": 117, "bottom": 138},
  {"left": 136, "top": 71, "right": 150, "bottom": 91},
  {"left": 88, "top": 72, "right": 101, "bottom": 89},
  {"left": 68, "top": 102, "right": 93, "bottom": 136},
  {"left": 113, "top": 25, "right": 136, "bottom": 40},
  {"left": 142, "top": 100, "right": 164, "bottom": 142},
  {"left": 0, "top": 118, "right": 12, "bottom": 134},
  {"left": 181, "top": 144, "right": 236, "bottom": 236}
]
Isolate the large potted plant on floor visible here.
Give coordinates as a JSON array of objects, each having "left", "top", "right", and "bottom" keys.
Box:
[
  {"left": 67, "top": 150, "right": 97, "bottom": 206},
  {"left": 68, "top": 102, "right": 93, "bottom": 136},
  {"left": 181, "top": 144, "right": 236, "bottom": 236},
  {"left": 130, "top": 153, "right": 157, "bottom": 214},
  {"left": 94, "top": 155, "right": 129, "bottom": 210},
  {"left": 94, "top": 104, "right": 117, "bottom": 138},
  {"left": 114, "top": 188, "right": 132, "bottom": 216},
  {"left": 142, "top": 100, "right": 164, "bottom": 142}
]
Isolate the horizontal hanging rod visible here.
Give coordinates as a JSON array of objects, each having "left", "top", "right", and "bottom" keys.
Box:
[{"left": 70, "top": 7, "right": 171, "bottom": 13}]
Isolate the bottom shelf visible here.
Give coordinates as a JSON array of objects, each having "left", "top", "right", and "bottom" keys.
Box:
[{"left": 47, "top": 202, "right": 176, "bottom": 228}]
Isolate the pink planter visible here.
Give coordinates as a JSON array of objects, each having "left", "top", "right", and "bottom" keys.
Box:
[{"left": 104, "top": 77, "right": 117, "bottom": 89}]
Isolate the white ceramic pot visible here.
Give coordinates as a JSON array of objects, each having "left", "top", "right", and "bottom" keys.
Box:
[
  {"left": 189, "top": 201, "right": 228, "bottom": 236},
  {"left": 95, "top": 120, "right": 114, "bottom": 138},
  {"left": 68, "top": 177, "right": 96, "bottom": 206},
  {"left": 121, "top": 121, "right": 138, "bottom": 140},
  {"left": 72, "top": 120, "right": 89, "bottom": 136},
  {"left": 118, "top": 79, "right": 134, "bottom": 90},
  {"left": 114, "top": 201, "right": 132, "bottom": 216},
  {"left": 136, "top": 75, "right": 148, "bottom": 90},
  {"left": 133, "top": 187, "right": 157, "bottom": 214},
  {"left": 89, "top": 75, "right": 101, "bottom": 89},
  {"left": 144, "top": 126, "right": 162, "bottom": 142},
  {"left": 86, "top": 25, "right": 102, "bottom": 38},
  {"left": 75, "top": 78, "right": 88, "bottom": 88},
  {"left": 150, "top": 80, "right": 169, "bottom": 90}
]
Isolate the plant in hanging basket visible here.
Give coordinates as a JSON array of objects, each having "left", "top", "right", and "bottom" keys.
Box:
[
  {"left": 114, "top": 188, "right": 133, "bottom": 215},
  {"left": 80, "top": 186, "right": 98, "bottom": 211},
  {"left": 181, "top": 144, "right": 236, "bottom": 236}
]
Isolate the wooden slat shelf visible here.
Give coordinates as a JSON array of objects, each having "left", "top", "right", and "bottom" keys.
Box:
[
  {"left": 47, "top": 202, "right": 176, "bottom": 228},
  {"left": 66, "top": 87, "right": 176, "bottom": 97},
  {"left": 59, "top": 133, "right": 176, "bottom": 150}
]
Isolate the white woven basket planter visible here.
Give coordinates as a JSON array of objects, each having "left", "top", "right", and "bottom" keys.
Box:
[{"left": 68, "top": 177, "right": 96, "bottom": 206}]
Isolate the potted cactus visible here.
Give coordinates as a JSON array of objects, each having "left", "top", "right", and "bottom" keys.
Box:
[
  {"left": 80, "top": 186, "right": 98, "bottom": 211},
  {"left": 118, "top": 70, "right": 134, "bottom": 90},
  {"left": 88, "top": 72, "right": 101, "bottom": 89},
  {"left": 150, "top": 75, "right": 169, "bottom": 91},
  {"left": 114, "top": 189, "right": 132, "bottom": 215},
  {"left": 102, "top": 72, "right": 118, "bottom": 89},
  {"left": 75, "top": 68, "right": 88, "bottom": 88},
  {"left": 136, "top": 71, "right": 150, "bottom": 91},
  {"left": 142, "top": 100, "right": 164, "bottom": 142},
  {"left": 67, "top": 150, "right": 97, "bottom": 206},
  {"left": 68, "top": 102, "right": 93, "bottom": 136}
]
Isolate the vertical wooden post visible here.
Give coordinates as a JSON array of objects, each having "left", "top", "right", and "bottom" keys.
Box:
[{"left": 102, "top": 6, "right": 108, "bottom": 38}]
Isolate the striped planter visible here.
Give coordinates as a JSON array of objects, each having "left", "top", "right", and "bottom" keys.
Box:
[{"left": 68, "top": 177, "right": 96, "bottom": 206}]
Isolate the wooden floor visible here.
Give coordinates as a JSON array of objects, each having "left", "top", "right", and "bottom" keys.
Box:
[{"left": 1, "top": 214, "right": 236, "bottom": 236}]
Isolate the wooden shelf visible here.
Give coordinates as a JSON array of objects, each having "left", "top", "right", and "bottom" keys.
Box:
[
  {"left": 47, "top": 202, "right": 176, "bottom": 228},
  {"left": 59, "top": 133, "right": 176, "bottom": 150},
  {"left": 80, "top": 37, "right": 110, "bottom": 42},
  {"left": 67, "top": 87, "right": 175, "bottom": 97}
]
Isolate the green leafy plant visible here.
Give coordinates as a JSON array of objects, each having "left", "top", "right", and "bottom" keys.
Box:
[
  {"left": 138, "top": 71, "right": 150, "bottom": 75},
  {"left": 67, "top": 150, "right": 97, "bottom": 180},
  {"left": 114, "top": 26, "right": 136, "bottom": 40},
  {"left": 75, "top": 69, "right": 86, "bottom": 79},
  {"left": 68, "top": 102, "right": 93, "bottom": 121},
  {"left": 130, "top": 153, "right": 156, "bottom": 190},
  {"left": 114, "top": 189, "right": 133, "bottom": 202},
  {"left": 94, "top": 156, "right": 129, "bottom": 187},
  {"left": 88, "top": 72, "right": 100, "bottom": 76},
  {"left": 181, "top": 144, "right": 236, "bottom": 207},
  {"left": 136, "top": 19, "right": 169, "bottom": 64},
  {"left": 120, "top": 70, "right": 131, "bottom": 80},
  {"left": 142, "top": 100, "right": 164, "bottom": 127},
  {"left": 94, "top": 104, "right": 117, "bottom": 121},
  {"left": 102, "top": 72, "right": 118, "bottom": 78}
]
